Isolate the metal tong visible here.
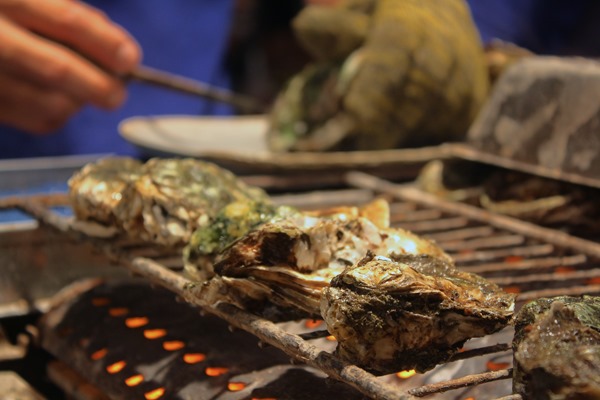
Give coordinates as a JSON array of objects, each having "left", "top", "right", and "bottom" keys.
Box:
[{"left": 126, "top": 66, "right": 267, "bottom": 114}]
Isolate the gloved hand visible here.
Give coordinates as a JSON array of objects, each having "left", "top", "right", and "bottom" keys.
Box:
[{"left": 267, "top": 0, "right": 489, "bottom": 152}]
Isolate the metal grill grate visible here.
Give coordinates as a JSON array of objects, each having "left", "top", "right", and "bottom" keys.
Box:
[{"left": 2, "top": 172, "right": 600, "bottom": 399}]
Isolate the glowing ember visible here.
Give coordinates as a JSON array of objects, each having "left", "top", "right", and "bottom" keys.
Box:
[
  {"left": 504, "top": 255, "right": 524, "bottom": 263},
  {"left": 396, "top": 370, "right": 416, "bottom": 379},
  {"left": 91, "top": 297, "right": 110, "bottom": 306},
  {"left": 125, "top": 317, "right": 149, "bottom": 328},
  {"left": 205, "top": 367, "right": 229, "bottom": 377},
  {"left": 143, "top": 329, "right": 167, "bottom": 339},
  {"left": 90, "top": 348, "right": 107, "bottom": 361},
  {"left": 304, "top": 319, "right": 323, "bottom": 329},
  {"left": 503, "top": 286, "right": 521, "bottom": 294},
  {"left": 144, "top": 387, "right": 165, "bottom": 400},
  {"left": 554, "top": 266, "right": 576, "bottom": 274},
  {"left": 125, "top": 374, "right": 144, "bottom": 387},
  {"left": 109, "top": 307, "right": 129, "bottom": 317},
  {"left": 586, "top": 277, "right": 600, "bottom": 285},
  {"left": 106, "top": 361, "right": 126, "bottom": 374},
  {"left": 326, "top": 335, "right": 336, "bottom": 341},
  {"left": 163, "top": 341, "right": 185, "bottom": 351},
  {"left": 486, "top": 360, "right": 510, "bottom": 371},
  {"left": 183, "top": 353, "right": 206, "bottom": 364},
  {"left": 227, "top": 382, "right": 247, "bottom": 392}
]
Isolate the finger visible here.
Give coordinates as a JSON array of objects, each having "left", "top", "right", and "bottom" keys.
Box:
[
  {"left": 0, "top": 70, "right": 82, "bottom": 134},
  {"left": 0, "top": 16, "right": 127, "bottom": 109},
  {"left": 0, "top": 0, "right": 141, "bottom": 73}
]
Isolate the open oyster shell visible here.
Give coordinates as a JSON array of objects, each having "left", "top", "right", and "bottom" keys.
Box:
[
  {"left": 196, "top": 199, "right": 453, "bottom": 319},
  {"left": 513, "top": 296, "right": 600, "bottom": 399},
  {"left": 321, "top": 253, "right": 515, "bottom": 374},
  {"left": 69, "top": 157, "right": 268, "bottom": 246}
]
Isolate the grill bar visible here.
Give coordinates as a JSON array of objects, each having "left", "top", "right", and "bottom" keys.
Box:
[
  {"left": 346, "top": 172, "right": 600, "bottom": 259},
  {"left": 408, "top": 369, "right": 513, "bottom": 397}
]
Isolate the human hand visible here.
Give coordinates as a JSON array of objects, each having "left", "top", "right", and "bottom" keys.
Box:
[
  {"left": 0, "top": 0, "right": 141, "bottom": 134},
  {"left": 268, "top": 0, "right": 489, "bottom": 152}
]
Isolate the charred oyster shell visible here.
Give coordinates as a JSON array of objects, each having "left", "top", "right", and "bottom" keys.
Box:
[
  {"left": 69, "top": 157, "right": 269, "bottom": 246},
  {"left": 321, "top": 253, "right": 515, "bottom": 374},
  {"left": 197, "top": 199, "right": 453, "bottom": 319},
  {"left": 512, "top": 296, "right": 600, "bottom": 399}
]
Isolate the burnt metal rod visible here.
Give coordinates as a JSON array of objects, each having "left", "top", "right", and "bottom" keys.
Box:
[
  {"left": 447, "top": 343, "right": 511, "bottom": 362},
  {"left": 346, "top": 172, "right": 600, "bottom": 260},
  {"left": 407, "top": 368, "right": 512, "bottom": 397},
  {"left": 127, "top": 65, "right": 267, "bottom": 114}
]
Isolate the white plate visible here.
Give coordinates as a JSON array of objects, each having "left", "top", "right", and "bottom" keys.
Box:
[
  {"left": 119, "top": 114, "right": 450, "bottom": 175},
  {"left": 119, "top": 114, "right": 270, "bottom": 157}
]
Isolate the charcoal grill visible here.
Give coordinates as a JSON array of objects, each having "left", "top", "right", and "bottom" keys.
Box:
[{"left": 2, "top": 169, "right": 600, "bottom": 400}]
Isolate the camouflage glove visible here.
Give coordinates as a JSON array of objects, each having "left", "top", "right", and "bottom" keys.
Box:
[{"left": 267, "top": 0, "right": 489, "bottom": 152}]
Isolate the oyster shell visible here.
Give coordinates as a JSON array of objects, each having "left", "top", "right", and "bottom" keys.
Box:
[
  {"left": 513, "top": 296, "right": 600, "bottom": 399},
  {"left": 68, "top": 157, "right": 144, "bottom": 229},
  {"left": 197, "top": 199, "right": 453, "bottom": 319},
  {"left": 184, "top": 200, "right": 299, "bottom": 282},
  {"left": 321, "top": 253, "right": 515, "bottom": 374},
  {"left": 69, "top": 157, "right": 269, "bottom": 246}
]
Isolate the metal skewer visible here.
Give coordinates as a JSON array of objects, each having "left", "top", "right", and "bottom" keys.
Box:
[{"left": 127, "top": 65, "right": 267, "bottom": 114}]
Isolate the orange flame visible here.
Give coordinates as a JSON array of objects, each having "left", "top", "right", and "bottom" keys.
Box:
[
  {"left": 144, "top": 329, "right": 167, "bottom": 339},
  {"left": 205, "top": 367, "right": 229, "bottom": 377},
  {"left": 144, "top": 387, "right": 165, "bottom": 400},
  {"left": 227, "top": 382, "right": 247, "bottom": 392},
  {"left": 106, "top": 361, "right": 126, "bottom": 374},
  {"left": 90, "top": 348, "right": 107, "bottom": 361},
  {"left": 125, "top": 317, "right": 149, "bottom": 328},
  {"left": 92, "top": 297, "right": 110, "bottom": 306},
  {"left": 326, "top": 335, "right": 336, "bottom": 341},
  {"left": 486, "top": 361, "right": 510, "bottom": 371},
  {"left": 183, "top": 353, "right": 206, "bottom": 364},
  {"left": 163, "top": 341, "right": 185, "bottom": 351},
  {"left": 125, "top": 374, "right": 144, "bottom": 387},
  {"left": 396, "top": 370, "right": 416, "bottom": 379},
  {"left": 109, "top": 307, "right": 129, "bottom": 317},
  {"left": 304, "top": 319, "right": 323, "bottom": 329}
]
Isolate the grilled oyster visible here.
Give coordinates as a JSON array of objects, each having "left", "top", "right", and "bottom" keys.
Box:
[
  {"left": 69, "top": 157, "right": 269, "bottom": 246},
  {"left": 184, "top": 200, "right": 299, "bottom": 282},
  {"left": 321, "top": 253, "right": 515, "bottom": 374},
  {"left": 513, "top": 296, "right": 600, "bottom": 399},
  {"left": 197, "top": 199, "right": 453, "bottom": 319},
  {"left": 133, "top": 158, "right": 268, "bottom": 246},
  {"left": 68, "top": 157, "right": 144, "bottom": 230}
]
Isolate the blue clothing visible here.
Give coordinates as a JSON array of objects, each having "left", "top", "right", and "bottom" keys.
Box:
[
  {"left": 466, "top": 0, "right": 600, "bottom": 56},
  {"left": 0, "top": 0, "right": 234, "bottom": 158}
]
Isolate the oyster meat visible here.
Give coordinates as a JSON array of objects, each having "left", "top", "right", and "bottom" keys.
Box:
[
  {"left": 321, "top": 253, "right": 515, "bottom": 374},
  {"left": 513, "top": 296, "right": 600, "bottom": 399},
  {"left": 195, "top": 199, "right": 454, "bottom": 319},
  {"left": 69, "top": 157, "right": 269, "bottom": 246}
]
